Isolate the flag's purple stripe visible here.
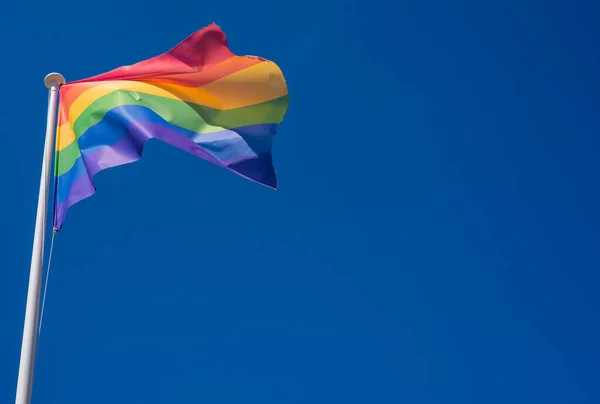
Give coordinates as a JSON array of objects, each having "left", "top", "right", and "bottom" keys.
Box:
[
  {"left": 53, "top": 119, "right": 277, "bottom": 230},
  {"left": 53, "top": 174, "right": 96, "bottom": 232},
  {"left": 56, "top": 121, "right": 274, "bottom": 204},
  {"left": 56, "top": 106, "right": 278, "bottom": 204}
]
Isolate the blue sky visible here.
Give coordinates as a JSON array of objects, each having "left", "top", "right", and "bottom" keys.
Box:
[{"left": 1, "top": 0, "right": 600, "bottom": 403}]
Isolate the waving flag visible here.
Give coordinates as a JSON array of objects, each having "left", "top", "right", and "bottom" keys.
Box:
[{"left": 52, "top": 23, "right": 288, "bottom": 231}]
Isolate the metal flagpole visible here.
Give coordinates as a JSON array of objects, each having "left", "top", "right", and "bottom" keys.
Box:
[{"left": 15, "top": 72, "right": 65, "bottom": 404}]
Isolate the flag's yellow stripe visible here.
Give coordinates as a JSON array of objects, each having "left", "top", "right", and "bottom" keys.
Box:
[{"left": 56, "top": 123, "right": 76, "bottom": 152}]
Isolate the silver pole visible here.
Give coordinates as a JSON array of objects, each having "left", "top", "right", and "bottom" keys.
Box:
[{"left": 15, "top": 72, "right": 65, "bottom": 404}]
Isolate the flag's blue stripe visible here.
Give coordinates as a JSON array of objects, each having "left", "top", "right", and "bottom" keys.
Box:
[{"left": 56, "top": 105, "right": 278, "bottom": 204}]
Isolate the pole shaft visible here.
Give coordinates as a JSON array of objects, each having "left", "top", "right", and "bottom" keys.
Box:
[{"left": 15, "top": 76, "right": 62, "bottom": 404}]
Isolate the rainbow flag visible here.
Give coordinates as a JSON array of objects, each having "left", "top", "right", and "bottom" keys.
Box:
[{"left": 53, "top": 23, "right": 288, "bottom": 231}]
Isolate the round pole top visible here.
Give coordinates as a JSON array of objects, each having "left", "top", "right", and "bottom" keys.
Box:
[{"left": 44, "top": 73, "right": 66, "bottom": 88}]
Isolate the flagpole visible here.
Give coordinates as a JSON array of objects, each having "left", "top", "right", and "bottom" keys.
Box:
[{"left": 15, "top": 72, "right": 65, "bottom": 404}]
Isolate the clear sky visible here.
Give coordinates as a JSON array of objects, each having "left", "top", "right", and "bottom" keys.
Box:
[{"left": 1, "top": 0, "right": 600, "bottom": 403}]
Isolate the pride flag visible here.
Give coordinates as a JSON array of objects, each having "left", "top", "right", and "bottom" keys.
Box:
[{"left": 53, "top": 23, "right": 288, "bottom": 231}]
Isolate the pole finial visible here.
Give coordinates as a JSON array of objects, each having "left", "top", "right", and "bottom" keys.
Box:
[{"left": 44, "top": 73, "right": 66, "bottom": 88}]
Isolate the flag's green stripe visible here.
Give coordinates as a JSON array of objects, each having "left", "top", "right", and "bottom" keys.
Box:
[
  {"left": 73, "top": 90, "right": 288, "bottom": 138},
  {"left": 56, "top": 91, "right": 288, "bottom": 177},
  {"left": 56, "top": 141, "right": 81, "bottom": 177}
]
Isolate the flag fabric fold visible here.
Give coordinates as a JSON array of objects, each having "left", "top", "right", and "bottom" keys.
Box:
[{"left": 52, "top": 23, "right": 288, "bottom": 231}]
